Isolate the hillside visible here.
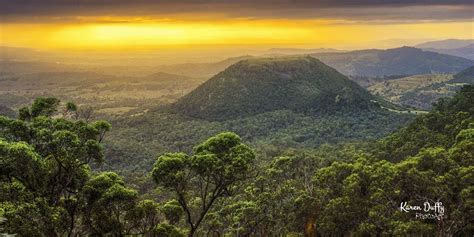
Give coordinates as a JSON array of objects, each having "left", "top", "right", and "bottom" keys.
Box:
[
  {"left": 451, "top": 65, "right": 474, "bottom": 83},
  {"left": 312, "top": 47, "right": 473, "bottom": 77},
  {"left": 173, "top": 56, "right": 380, "bottom": 120},
  {"left": 420, "top": 44, "right": 474, "bottom": 60},
  {"left": 103, "top": 56, "right": 414, "bottom": 171}
]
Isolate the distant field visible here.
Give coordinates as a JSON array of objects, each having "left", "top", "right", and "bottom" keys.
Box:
[
  {"left": 0, "top": 71, "right": 206, "bottom": 116},
  {"left": 367, "top": 74, "right": 464, "bottom": 110},
  {"left": 368, "top": 74, "right": 453, "bottom": 97}
]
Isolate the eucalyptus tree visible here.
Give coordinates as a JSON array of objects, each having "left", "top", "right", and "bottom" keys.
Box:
[
  {"left": 0, "top": 97, "right": 112, "bottom": 236},
  {"left": 152, "top": 132, "right": 255, "bottom": 236}
]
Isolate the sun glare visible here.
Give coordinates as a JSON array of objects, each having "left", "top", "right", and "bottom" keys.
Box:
[{"left": 1, "top": 19, "right": 472, "bottom": 50}]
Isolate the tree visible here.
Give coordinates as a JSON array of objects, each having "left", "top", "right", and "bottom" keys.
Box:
[
  {"left": 154, "top": 223, "right": 184, "bottom": 237},
  {"left": 126, "top": 199, "right": 162, "bottom": 235},
  {"left": 18, "top": 97, "right": 60, "bottom": 120},
  {"left": 152, "top": 132, "right": 255, "bottom": 236},
  {"left": 82, "top": 172, "right": 138, "bottom": 235},
  {"left": 0, "top": 98, "right": 111, "bottom": 236},
  {"left": 310, "top": 125, "right": 473, "bottom": 236},
  {"left": 1, "top": 97, "right": 189, "bottom": 236},
  {"left": 161, "top": 200, "right": 183, "bottom": 225}
]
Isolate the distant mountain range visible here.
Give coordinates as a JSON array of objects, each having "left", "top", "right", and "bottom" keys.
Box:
[
  {"left": 414, "top": 39, "right": 474, "bottom": 60},
  {"left": 173, "top": 56, "right": 387, "bottom": 120},
  {"left": 312, "top": 47, "right": 473, "bottom": 77},
  {"left": 420, "top": 44, "right": 474, "bottom": 60},
  {"left": 2, "top": 44, "right": 473, "bottom": 82},
  {"left": 415, "top": 39, "right": 474, "bottom": 49},
  {"left": 154, "top": 46, "right": 473, "bottom": 79},
  {"left": 264, "top": 48, "right": 343, "bottom": 55}
]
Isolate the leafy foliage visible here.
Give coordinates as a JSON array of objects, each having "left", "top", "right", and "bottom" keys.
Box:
[
  {"left": 105, "top": 108, "right": 411, "bottom": 175},
  {"left": 151, "top": 86, "right": 473, "bottom": 236},
  {"left": 1, "top": 86, "right": 472, "bottom": 236},
  {"left": 152, "top": 132, "right": 255, "bottom": 236},
  {"left": 379, "top": 85, "right": 474, "bottom": 161},
  {"left": 0, "top": 98, "right": 175, "bottom": 236}
]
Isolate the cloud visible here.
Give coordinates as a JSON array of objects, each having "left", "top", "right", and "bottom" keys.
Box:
[{"left": 0, "top": 0, "right": 472, "bottom": 23}]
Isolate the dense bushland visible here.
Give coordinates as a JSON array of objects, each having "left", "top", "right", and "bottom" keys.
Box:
[{"left": 1, "top": 85, "right": 472, "bottom": 236}]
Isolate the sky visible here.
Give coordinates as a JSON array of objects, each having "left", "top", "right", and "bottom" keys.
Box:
[{"left": 0, "top": 0, "right": 473, "bottom": 50}]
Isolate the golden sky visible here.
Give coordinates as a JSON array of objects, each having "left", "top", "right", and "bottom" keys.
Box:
[
  {"left": 2, "top": 20, "right": 472, "bottom": 50},
  {"left": 1, "top": 1, "right": 473, "bottom": 50}
]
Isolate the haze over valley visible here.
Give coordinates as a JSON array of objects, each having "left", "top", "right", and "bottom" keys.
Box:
[{"left": 2, "top": 40, "right": 473, "bottom": 179}]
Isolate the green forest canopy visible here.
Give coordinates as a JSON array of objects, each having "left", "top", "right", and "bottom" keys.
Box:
[{"left": 0, "top": 85, "right": 473, "bottom": 236}]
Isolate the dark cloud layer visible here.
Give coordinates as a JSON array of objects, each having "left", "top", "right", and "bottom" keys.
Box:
[{"left": 1, "top": 0, "right": 472, "bottom": 22}]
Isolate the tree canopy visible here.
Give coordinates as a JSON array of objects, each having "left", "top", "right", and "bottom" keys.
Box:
[
  {"left": 1, "top": 86, "right": 473, "bottom": 236},
  {"left": 152, "top": 132, "right": 255, "bottom": 236}
]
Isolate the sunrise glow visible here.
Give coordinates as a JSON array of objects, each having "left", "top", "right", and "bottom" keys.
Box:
[{"left": 2, "top": 19, "right": 473, "bottom": 50}]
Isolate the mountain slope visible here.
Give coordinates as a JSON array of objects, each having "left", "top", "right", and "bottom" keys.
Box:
[
  {"left": 173, "top": 56, "right": 380, "bottom": 120},
  {"left": 451, "top": 65, "right": 474, "bottom": 84},
  {"left": 420, "top": 44, "right": 474, "bottom": 60},
  {"left": 312, "top": 47, "right": 473, "bottom": 77},
  {"left": 105, "top": 56, "right": 415, "bottom": 171}
]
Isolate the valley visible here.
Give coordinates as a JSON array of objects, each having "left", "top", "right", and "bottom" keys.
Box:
[
  {"left": 1, "top": 46, "right": 472, "bottom": 117},
  {"left": 368, "top": 74, "right": 457, "bottom": 110},
  {"left": 0, "top": 71, "right": 206, "bottom": 117},
  {"left": 1, "top": 44, "right": 473, "bottom": 236},
  {"left": 1, "top": 48, "right": 472, "bottom": 174}
]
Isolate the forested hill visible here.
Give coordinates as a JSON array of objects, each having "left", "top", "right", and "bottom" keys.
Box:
[
  {"left": 452, "top": 65, "right": 474, "bottom": 83},
  {"left": 313, "top": 46, "right": 473, "bottom": 77},
  {"left": 173, "top": 56, "right": 380, "bottom": 120},
  {"left": 378, "top": 85, "right": 474, "bottom": 161}
]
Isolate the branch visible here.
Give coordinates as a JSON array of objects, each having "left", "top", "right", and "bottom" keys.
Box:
[{"left": 177, "top": 191, "right": 195, "bottom": 231}]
